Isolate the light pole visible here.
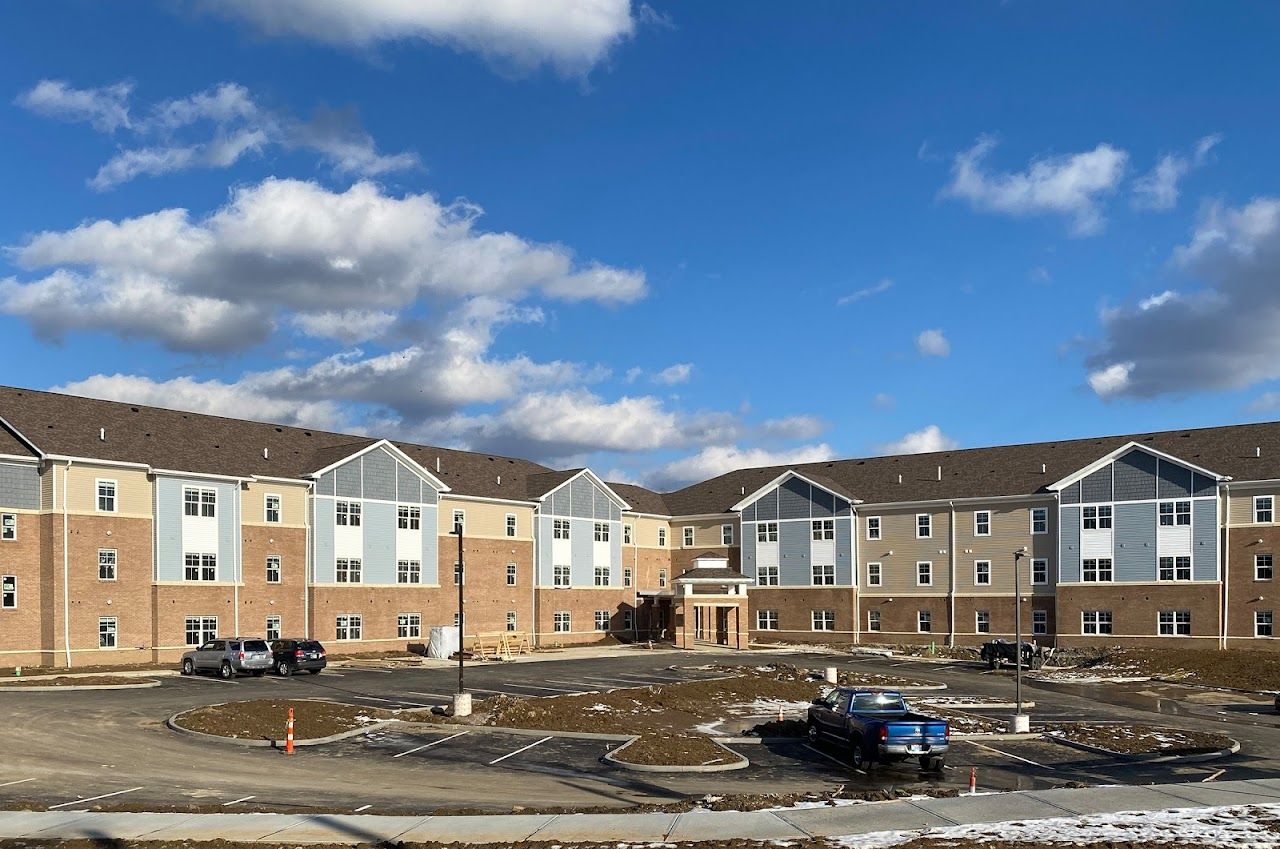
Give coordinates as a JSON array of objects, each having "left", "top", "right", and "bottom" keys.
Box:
[
  {"left": 452, "top": 522, "right": 471, "bottom": 717},
  {"left": 1010, "top": 546, "right": 1029, "bottom": 733}
]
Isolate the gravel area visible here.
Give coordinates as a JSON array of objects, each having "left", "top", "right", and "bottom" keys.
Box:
[
  {"left": 172, "top": 699, "right": 390, "bottom": 740},
  {"left": 0, "top": 675, "right": 157, "bottom": 687},
  {"left": 1044, "top": 722, "right": 1234, "bottom": 755}
]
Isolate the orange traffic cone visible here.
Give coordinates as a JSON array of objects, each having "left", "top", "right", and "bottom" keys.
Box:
[{"left": 285, "top": 706, "right": 295, "bottom": 755}]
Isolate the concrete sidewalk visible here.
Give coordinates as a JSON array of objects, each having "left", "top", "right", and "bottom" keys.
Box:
[{"left": 5, "top": 778, "right": 1280, "bottom": 844}]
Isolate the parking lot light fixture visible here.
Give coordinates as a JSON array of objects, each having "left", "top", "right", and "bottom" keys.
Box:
[
  {"left": 1010, "top": 547, "right": 1030, "bottom": 734},
  {"left": 453, "top": 522, "right": 471, "bottom": 718}
]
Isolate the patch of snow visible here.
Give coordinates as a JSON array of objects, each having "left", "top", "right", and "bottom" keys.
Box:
[
  {"left": 587, "top": 704, "right": 612, "bottom": 712},
  {"left": 727, "top": 698, "right": 812, "bottom": 717}
]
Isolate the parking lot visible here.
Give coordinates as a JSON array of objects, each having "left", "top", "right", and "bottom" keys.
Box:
[{"left": 0, "top": 647, "right": 1275, "bottom": 814}]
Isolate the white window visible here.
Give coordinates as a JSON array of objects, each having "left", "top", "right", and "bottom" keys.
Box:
[
  {"left": 1032, "top": 558, "right": 1048, "bottom": 585},
  {"left": 506, "top": 514, "right": 517, "bottom": 537},
  {"left": 721, "top": 524, "right": 734, "bottom": 545},
  {"left": 1158, "top": 500, "right": 1192, "bottom": 527},
  {"left": 658, "top": 569, "right": 668, "bottom": 588},
  {"left": 453, "top": 612, "right": 460, "bottom": 627},
  {"left": 97, "top": 479, "right": 117, "bottom": 513},
  {"left": 916, "top": 514, "right": 932, "bottom": 538},
  {"left": 1082, "top": 558, "right": 1113, "bottom": 582},
  {"left": 1082, "top": 505, "right": 1112, "bottom": 530},
  {"left": 507, "top": 611, "right": 518, "bottom": 632},
  {"left": 453, "top": 561, "right": 464, "bottom": 585},
  {"left": 594, "top": 565, "right": 611, "bottom": 586},
  {"left": 866, "top": 516, "right": 881, "bottom": 540},
  {"left": 756, "top": 522, "right": 778, "bottom": 543},
  {"left": 657, "top": 527, "right": 667, "bottom": 547},
  {"left": 397, "top": 559, "right": 421, "bottom": 584},
  {"left": 976, "top": 610, "right": 990, "bottom": 634},
  {"left": 1, "top": 575, "right": 15, "bottom": 608},
  {"left": 553, "top": 565, "right": 571, "bottom": 587},
  {"left": 184, "top": 553, "right": 217, "bottom": 582},
  {"left": 553, "top": 519, "right": 570, "bottom": 540},
  {"left": 553, "top": 611, "right": 571, "bottom": 633},
  {"left": 974, "top": 560, "right": 991, "bottom": 586},
  {"left": 916, "top": 561, "right": 933, "bottom": 586},
  {"left": 336, "top": 501, "right": 361, "bottom": 527},
  {"left": 1256, "top": 610, "right": 1274, "bottom": 638},
  {"left": 682, "top": 526, "right": 694, "bottom": 547},
  {"left": 596, "top": 522, "right": 611, "bottom": 543},
  {"left": 594, "top": 610, "right": 610, "bottom": 631},
  {"left": 974, "top": 511, "right": 991, "bottom": 537},
  {"left": 867, "top": 610, "right": 881, "bottom": 632},
  {"left": 1, "top": 513, "right": 15, "bottom": 541},
  {"left": 184, "top": 616, "right": 217, "bottom": 646},
  {"left": 1030, "top": 507, "right": 1048, "bottom": 535},
  {"left": 811, "top": 563, "right": 835, "bottom": 586},
  {"left": 867, "top": 562, "right": 882, "bottom": 587},
  {"left": 757, "top": 565, "right": 779, "bottom": 586},
  {"left": 917, "top": 610, "right": 932, "bottom": 633},
  {"left": 756, "top": 609, "right": 779, "bottom": 630},
  {"left": 1158, "top": 610, "right": 1192, "bottom": 636},
  {"left": 623, "top": 524, "right": 633, "bottom": 545},
  {"left": 184, "top": 487, "right": 216, "bottom": 518},
  {"left": 812, "top": 609, "right": 835, "bottom": 631},
  {"left": 452, "top": 509, "right": 465, "bottom": 532},
  {"left": 264, "top": 494, "right": 281, "bottom": 524},
  {"left": 398, "top": 505, "right": 421, "bottom": 530},
  {"left": 1032, "top": 609, "right": 1048, "bottom": 635},
  {"left": 265, "top": 555, "right": 281, "bottom": 584},
  {"left": 98, "top": 548, "right": 117, "bottom": 581},
  {"left": 98, "top": 616, "right": 117, "bottom": 649},
  {"left": 1158, "top": 556, "right": 1192, "bottom": 582},
  {"left": 507, "top": 562, "right": 517, "bottom": 586},
  {"left": 1257, "top": 496, "right": 1275, "bottom": 524},
  {"left": 336, "top": 614, "right": 362, "bottom": 641},
  {"left": 1082, "top": 610, "right": 1112, "bottom": 635},
  {"left": 336, "top": 558, "right": 362, "bottom": 583},
  {"left": 1257, "top": 554, "right": 1274, "bottom": 581},
  {"left": 265, "top": 615, "right": 281, "bottom": 641},
  {"left": 398, "top": 613, "right": 422, "bottom": 639},
  {"left": 623, "top": 567, "right": 632, "bottom": 587},
  {"left": 812, "top": 519, "right": 834, "bottom": 541}
]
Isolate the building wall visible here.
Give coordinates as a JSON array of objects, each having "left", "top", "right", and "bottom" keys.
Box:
[
  {"left": 0, "top": 506, "right": 46, "bottom": 666},
  {"left": 536, "top": 475, "right": 623, "bottom": 588},
  {"left": 740, "top": 476, "right": 854, "bottom": 587},
  {"left": 859, "top": 594, "right": 951, "bottom": 644},
  {"left": 858, "top": 506, "right": 953, "bottom": 595},
  {"left": 1056, "top": 584, "right": 1221, "bottom": 647},
  {"left": 536, "top": 587, "right": 635, "bottom": 643},
  {"left": 749, "top": 587, "right": 857, "bottom": 643},
  {"left": 673, "top": 517, "right": 739, "bottom": 548}
]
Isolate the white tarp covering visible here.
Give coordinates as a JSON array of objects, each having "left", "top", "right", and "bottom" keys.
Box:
[{"left": 427, "top": 626, "right": 460, "bottom": 659}]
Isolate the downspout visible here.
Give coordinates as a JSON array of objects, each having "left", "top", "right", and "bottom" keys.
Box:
[
  {"left": 531, "top": 504, "right": 539, "bottom": 649},
  {"left": 851, "top": 509, "right": 860, "bottom": 645},
  {"left": 632, "top": 524, "right": 639, "bottom": 641},
  {"left": 948, "top": 501, "right": 957, "bottom": 647},
  {"left": 1222, "top": 484, "right": 1230, "bottom": 650},
  {"left": 304, "top": 482, "right": 313, "bottom": 639},
  {"left": 61, "top": 460, "right": 72, "bottom": 668},
  {"left": 233, "top": 483, "right": 241, "bottom": 635}
]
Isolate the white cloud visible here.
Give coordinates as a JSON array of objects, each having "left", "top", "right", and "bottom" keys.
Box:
[
  {"left": 915, "top": 328, "right": 950, "bottom": 357},
  {"left": 1132, "top": 134, "right": 1221, "bottom": 212},
  {"left": 759, "top": 415, "right": 826, "bottom": 441},
  {"left": 1137, "top": 290, "right": 1177, "bottom": 311},
  {"left": 1029, "top": 266, "right": 1051, "bottom": 285},
  {"left": 644, "top": 443, "right": 835, "bottom": 491},
  {"left": 202, "top": 0, "right": 637, "bottom": 78},
  {"left": 878, "top": 425, "right": 958, "bottom": 455},
  {"left": 15, "top": 79, "right": 132, "bottom": 131},
  {"left": 837, "top": 277, "right": 893, "bottom": 306},
  {"left": 1087, "top": 362, "right": 1134, "bottom": 398},
  {"left": 289, "top": 309, "right": 398, "bottom": 343},
  {"left": 652, "top": 363, "right": 693, "bottom": 385},
  {"left": 942, "top": 135, "right": 1128, "bottom": 235},
  {"left": 871, "top": 392, "right": 895, "bottom": 410}
]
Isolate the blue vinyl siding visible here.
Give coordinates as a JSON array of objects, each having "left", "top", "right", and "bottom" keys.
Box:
[
  {"left": 1193, "top": 499, "right": 1218, "bottom": 580},
  {"left": 550, "top": 489, "right": 569, "bottom": 516},
  {"left": 1060, "top": 482, "right": 1081, "bottom": 505},
  {"left": 397, "top": 464, "right": 421, "bottom": 504},
  {"left": 778, "top": 477, "right": 810, "bottom": 520},
  {"left": 1114, "top": 501, "right": 1156, "bottom": 582},
  {"left": 361, "top": 501, "right": 396, "bottom": 583},
  {"left": 570, "top": 477, "right": 593, "bottom": 517},
  {"left": 1192, "top": 473, "right": 1216, "bottom": 497},
  {"left": 1081, "top": 467, "right": 1113, "bottom": 503},
  {"left": 834, "top": 516, "right": 852, "bottom": 585},
  {"left": 1060, "top": 506, "right": 1081, "bottom": 582},
  {"left": 811, "top": 487, "right": 834, "bottom": 518},
  {"left": 755, "top": 489, "right": 778, "bottom": 521},
  {"left": 335, "top": 463, "right": 361, "bottom": 498},
  {"left": 313, "top": 498, "right": 335, "bottom": 583},
  {"left": 778, "top": 520, "right": 810, "bottom": 585},
  {"left": 740, "top": 524, "right": 757, "bottom": 577},
  {"left": 0, "top": 463, "right": 38, "bottom": 509},
  {"left": 741, "top": 503, "right": 756, "bottom": 523},
  {"left": 316, "top": 471, "right": 335, "bottom": 496},
  {"left": 363, "top": 449, "right": 396, "bottom": 502},
  {"left": 1157, "top": 459, "right": 1193, "bottom": 499},
  {"left": 610, "top": 534, "right": 622, "bottom": 581},
  {"left": 155, "top": 477, "right": 184, "bottom": 581},
  {"left": 217, "top": 482, "right": 240, "bottom": 581},
  {"left": 1114, "top": 450, "right": 1157, "bottom": 502},
  {"left": 420, "top": 504, "right": 439, "bottom": 584}
]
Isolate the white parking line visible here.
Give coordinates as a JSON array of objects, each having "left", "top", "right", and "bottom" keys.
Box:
[
  {"left": 406, "top": 691, "right": 453, "bottom": 700},
  {"left": 341, "top": 666, "right": 395, "bottom": 674},
  {"left": 488, "top": 736, "right": 553, "bottom": 765},
  {"left": 501, "top": 683, "right": 582, "bottom": 693},
  {"left": 0, "top": 778, "right": 35, "bottom": 788},
  {"left": 48, "top": 787, "right": 144, "bottom": 810},
  {"left": 544, "top": 680, "right": 602, "bottom": 690},
  {"left": 222, "top": 795, "right": 256, "bottom": 806},
  {"left": 393, "top": 730, "right": 470, "bottom": 758},
  {"left": 353, "top": 804, "right": 372, "bottom": 812},
  {"left": 967, "top": 740, "right": 1054, "bottom": 770},
  {"left": 574, "top": 676, "right": 651, "bottom": 685},
  {"left": 354, "top": 695, "right": 434, "bottom": 707},
  {"left": 1203, "top": 769, "right": 1226, "bottom": 782}
]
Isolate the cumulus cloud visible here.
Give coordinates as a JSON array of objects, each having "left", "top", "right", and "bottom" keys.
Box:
[
  {"left": 837, "top": 277, "right": 893, "bottom": 306},
  {"left": 878, "top": 425, "right": 959, "bottom": 455},
  {"left": 644, "top": 443, "right": 835, "bottom": 491},
  {"left": 1085, "top": 196, "right": 1280, "bottom": 398},
  {"left": 915, "top": 328, "right": 950, "bottom": 357},
  {"left": 202, "top": 0, "right": 637, "bottom": 78},
  {"left": 652, "top": 363, "right": 693, "bottom": 385},
  {"left": 1131, "top": 134, "right": 1222, "bottom": 212},
  {"left": 942, "top": 135, "right": 1128, "bottom": 235},
  {"left": 15, "top": 79, "right": 133, "bottom": 132},
  {"left": 289, "top": 309, "right": 399, "bottom": 344},
  {"left": 759, "top": 415, "right": 826, "bottom": 441}
]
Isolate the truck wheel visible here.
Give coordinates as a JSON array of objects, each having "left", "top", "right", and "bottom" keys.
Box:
[
  {"left": 849, "top": 735, "right": 866, "bottom": 770},
  {"left": 276, "top": 660, "right": 292, "bottom": 677},
  {"left": 181, "top": 659, "right": 194, "bottom": 676},
  {"left": 805, "top": 719, "right": 820, "bottom": 743}
]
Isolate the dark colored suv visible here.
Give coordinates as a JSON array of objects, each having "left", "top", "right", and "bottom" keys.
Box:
[{"left": 270, "top": 638, "right": 327, "bottom": 676}]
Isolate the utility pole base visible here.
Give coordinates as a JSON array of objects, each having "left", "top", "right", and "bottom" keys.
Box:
[
  {"left": 824, "top": 666, "right": 838, "bottom": 684},
  {"left": 452, "top": 692, "right": 472, "bottom": 718},
  {"left": 1008, "top": 714, "right": 1030, "bottom": 734}
]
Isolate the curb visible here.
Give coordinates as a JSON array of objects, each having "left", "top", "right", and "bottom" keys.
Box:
[
  {"left": 166, "top": 701, "right": 395, "bottom": 748},
  {"left": 1049, "top": 734, "right": 1241, "bottom": 764},
  {"left": 398, "top": 721, "right": 633, "bottom": 742},
  {"left": 0, "top": 679, "right": 161, "bottom": 692},
  {"left": 603, "top": 737, "right": 749, "bottom": 772},
  {"left": 1151, "top": 676, "right": 1278, "bottom": 698}
]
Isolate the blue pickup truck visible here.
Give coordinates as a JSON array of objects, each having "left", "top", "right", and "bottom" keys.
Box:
[{"left": 806, "top": 688, "right": 949, "bottom": 771}]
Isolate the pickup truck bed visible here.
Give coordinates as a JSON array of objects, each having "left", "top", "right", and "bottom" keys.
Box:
[{"left": 807, "top": 688, "right": 949, "bottom": 771}]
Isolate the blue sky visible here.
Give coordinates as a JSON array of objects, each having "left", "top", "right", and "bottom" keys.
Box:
[{"left": 4, "top": 1, "right": 1280, "bottom": 489}]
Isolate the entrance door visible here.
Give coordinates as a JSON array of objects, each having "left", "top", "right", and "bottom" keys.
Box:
[{"left": 715, "top": 607, "right": 729, "bottom": 645}]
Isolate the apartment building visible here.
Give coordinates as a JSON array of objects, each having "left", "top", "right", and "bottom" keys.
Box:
[{"left": 1, "top": 384, "right": 1279, "bottom": 668}]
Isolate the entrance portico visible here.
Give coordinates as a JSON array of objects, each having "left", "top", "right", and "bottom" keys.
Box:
[{"left": 671, "top": 553, "right": 752, "bottom": 649}]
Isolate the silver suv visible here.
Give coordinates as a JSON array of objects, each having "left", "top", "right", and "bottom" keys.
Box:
[{"left": 180, "top": 638, "right": 273, "bottom": 679}]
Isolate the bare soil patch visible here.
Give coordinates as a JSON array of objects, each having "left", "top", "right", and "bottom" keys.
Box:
[
  {"left": 172, "top": 699, "right": 390, "bottom": 740},
  {"left": 0, "top": 676, "right": 156, "bottom": 688},
  {"left": 0, "top": 662, "right": 168, "bottom": 678},
  {"left": 1058, "top": 647, "right": 1280, "bottom": 692},
  {"left": 612, "top": 733, "right": 736, "bottom": 766},
  {"left": 1044, "top": 722, "right": 1234, "bottom": 756},
  {"left": 917, "top": 704, "right": 1008, "bottom": 735}
]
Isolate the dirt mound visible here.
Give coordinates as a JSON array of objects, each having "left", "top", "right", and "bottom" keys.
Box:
[
  {"left": 613, "top": 734, "right": 736, "bottom": 766},
  {"left": 1043, "top": 722, "right": 1234, "bottom": 756},
  {"left": 0, "top": 675, "right": 156, "bottom": 687},
  {"left": 173, "top": 699, "right": 390, "bottom": 740},
  {"left": 748, "top": 718, "right": 808, "bottom": 737}
]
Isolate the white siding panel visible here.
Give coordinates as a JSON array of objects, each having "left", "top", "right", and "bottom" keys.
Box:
[
  {"left": 1156, "top": 524, "right": 1192, "bottom": 557},
  {"left": 1081, "top": 529, "right": 1113, "bottom": 560},
  {"left": 758, "top": 541, "right": 779, "bottom": 569}
]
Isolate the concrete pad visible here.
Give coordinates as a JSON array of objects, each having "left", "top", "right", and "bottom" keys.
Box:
[
  {"left": 396, "top": 814, "right": 555, "bottom": 843},
  {"left": 0, "top": 811, "right": 99, "bottom": 838},
  {"left": 785, "top": 802, "right": 956, "bottom": 837},
  {"left": 666, "top": 809, "right": 808, "bottom": 841},
  {"left": 269, "top": 815, "right": 430, "bottom": 844},
  {"left": 1146, "top": 783, "right": 1280, "bottom": 808},
  {"left": 534, "top": 812, "right": 678, "bottom": 842},
  {"left": 1027, "top": 784, "right": 1201, "bottom": 816},
  {"left": 143, "top": 813, "right": 315, "bottom": 841},
  {"left": 913, "top": 792, "right": 1073, "bottom": 826},
  {"left": 35, "top": 812, "right": 200, "bottom": 840},
  {"left": 1240, "top": 778, "right": 1280, "bottom": 799}
]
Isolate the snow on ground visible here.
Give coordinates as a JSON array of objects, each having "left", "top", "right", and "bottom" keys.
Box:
[
  {"left": 727, "top": 698, "right": 813, "bottom": 716},
  {"left": 1029, "top": 668, "right": 1151, "bottom": 684},
  {"left": 833, "top": 803, "right": 1280, "bottom": 848}
]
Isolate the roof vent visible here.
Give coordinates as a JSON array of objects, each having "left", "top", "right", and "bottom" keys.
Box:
[
  {"left": 497, "top": 475, "right": 502, "bottom": 485},
  {"left": 740, "top": 486, "right": 745, "bottom": 495},
  {"left": 937, "top": 465, "right": 942, "bottom": 481},
  {"left": 1257, "top": 447, "right": 1262, "bottom": 458},
  {"left": 99, "top": 427, "right": 106, "bottom": 442},
  {"left": 1041, "top": 463, "right": 1047, "bottom": 474},
  {"left": 263, "top": 448, "right": 269, "bottom": 460},
  {"left": 897, "top": 474, "right": 903, "bottom": 484},
  {"left": 436, "top": 456, "right": 441, "bottom": 473}
]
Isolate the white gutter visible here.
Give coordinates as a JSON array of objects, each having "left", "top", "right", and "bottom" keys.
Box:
[
  {"left": 1222, "top": 484, "right": 1230, "bottom": 650},
  {"left": 304, "top": 481, "right": 313, "bottom": 639},
  {"left": 61, "top": 460, "right": 72, "bottom": 668},
  {"left": 44, "top": 454, "right": 148, "bottom": 470},
  {"left": 948, "top": 501, "right": 957, "bottom": 648}
]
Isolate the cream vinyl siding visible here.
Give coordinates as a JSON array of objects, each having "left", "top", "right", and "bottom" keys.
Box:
[
  {"left": 63, "top": 464, "right": 151, "bottom": 516},
  {"left": 672, "top": 517, "right": 739, "bottom": 547},
  {"left": 954, "top": 502, "right": 1056, "bottom": 594},
  {"left": 437, "top": 498, "right": 534, "bottom": 539},
  {"left": 243, "top": 481, "right": 307, "bottom": 527},
  {"left": 625, "top": 515, "right": 672, "bottom": 549},
  {"left": 858, "top": 507, "right": 951, "bottom": 595},
  {"left": 1227, "top": 487, "right": 1279, "bottom": 526},
  {"left": 40, "top": 468, "right": 54, "bottom": 511}
]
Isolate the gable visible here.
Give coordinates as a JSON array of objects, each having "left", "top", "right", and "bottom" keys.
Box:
[
  {"left": 1059, "top": 446, "right": 1219, "bottom": 505},
  {"left": 737, "top": 472, "right": 853, "bottom": 522},
  {"left": 315, "top": 444, "right": 441, "bottom": 504},
  {"left": 541, "top": 471, "right": 624, "bottom": 521}
]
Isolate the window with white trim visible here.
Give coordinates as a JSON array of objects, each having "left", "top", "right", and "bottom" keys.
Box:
[
  {"left": 336, "top": 614, "right": 362, "bottom": 641},
  {"left": 1158, "top": 610, "right": 1191, "bottom": 636},
  {"left": 1, "top": 513, "right": 16, "bottom": 541},
  {"left": 1257, "top": 554, "right": 1274, "bottom": 581},
  {"left": 553, "top": 519, "right": 570, "bottom": 540},
  {"left": 974, "top": 511, "right": 991, "bottom": 537},
  {"left": 623, "top": 524, "right": 633, "bottom": 545},
  {"left": 452, "top": 509, "right": 465, "bottom": 531},
  {"left": 184, "top": 487, "right": 217, "bottom": 518},
  {"left": 594, "top": 610, "right": 610, "bottom": 631},
  {"left": 866, "top": 516, "right": 881, "bottom": 540},
  {"left": 811, "top": 563, "right": 835, "bottom": 586},
  {"left": 265, "top": 555, "right": 281, "bottom": 584},
  {"left": 264, "top": 494, "right": 281, "bottom": 524},
  {"left": 397, "top": 613, "right": 422, "bottom": 639},
  {"left": 553, "top": 564, "right": 571, "bottom": 587},
  {"left": 756, "top": 609, "right": 778, "bottom": 630},
  {"left": 397, "top": 559, "right": 421, "bottom": 584},
  {"left": 453, "top": 561, "right": 463, "bottom": 585},
  {"left": 1257, "top": 496, "right": 1275, "bottom": 524},
  {"left": 1030, "top": 507, "right": 1048, "bottom": 535},
  {"left": 1031, "top": 558, "right": 1048, "bottom": 585},
  {"left": 657, "top": 527, "right": 667, "bottom": 546},
  {"left": 507, "top": 611, "right": 518, "bottom": 632},
  {"left": 184, "top": 553, "right": 217, "bottom": 582},
  {"left": 916, "top": 561, "right": 933, "bottom": 586},
  {"left": 1158, "top": 500, "right": 1192, "bottom": 527},
  {"left": 1082, "top": 558, "right": 1113, "bottom": 582},
  {"left": 1256, "top": 610, "right": 1274, "bottom": 638},
  {"left": 812, "top": 519, "right": 834, "bottom": 541},
  {"left": 867, "top": 562, "right": 882, "bottom": 587},
  {"left": 97, "top": 479, "right": 116, "bottom": 513},
  {"left": 594, "top": 565, "right": 611, "bottom": 586},
  {"left": 398, "top": 505, "right": 421, "bottom": 530},
  {"left": 336, "top": 557, "right": 362, "bottom": 583},
  {"left": 623, "top": 567, "right": 632, "bottom": 587},
  {"left": 507, "top": 562, "right": 517, "bottom": 586},
  {"left": 1082, "top": 610, "right": 1112, "bottom": 635},
  {"left": 98, "top": 548, "right": 117, "bottom": 581},
  {"left": 867, "top": 610, "right": 881, "bottom": 632},
  {"left": 1032, "top": 609, "right": 1048, "bottom": 635},
  {"left": 682, "top": 526, "right": 694, "bottom": 546},
  {"left": 506, "top": 514, "right": 517, "bottom": 537},
  {"left": 1083, "top": 505, "right": 1112, "bottom": 530},
  {"left": 98, "top": 616, "right": 117, "bottom": 649},
  {"left": 757, "top": 565, "right": 779, "bottom": 586},
  {"left": 1, "top": 575, "right": 15, "bottom": 608},
  {"left": 1158, "top": 556, "right": 1192, "bottom": 582},
  {"left": 596, "top": 522, "right": 611, "bottom": 542},
  {"left": 916, "top": 514, "right": 932, "bottom": 538},
  {"left": 553, "top": 611, "right": 571, "bottom": 633},
  {"left": 336, "top": 501, "right": 361, "bottom": 526},
  {"left": 184, "top": 616, "right": 217, "bottom": 646},
  {"left": 757, "top": 522, "right": 778, "bottom": 543},
  {"left": 974, "top": 560, "right": 991, "bottom": 586},
  {"left": 721, "top": 524, "right": 734, "bottom": 545},
  {"left": 265, "top": 615, "right": 280, "bottom": 642},
  {"left": 975, "top": 610, "right": 990, "bottom": 634},
  {"left": 658, "top": 569, "right": 668, "bottom": 588},
  {"left": 917, "top": 610, "right": 932, "bottom": 632},
  {"left": 812, "top": 609, "right": 835, "bottom": 631}
]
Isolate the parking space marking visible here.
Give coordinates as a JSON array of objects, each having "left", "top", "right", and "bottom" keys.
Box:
[
  {"left": 488, "top": 736, "right": 553, "bottom": 765},
  {"left": 500, "top": 683, "right": 583, "bottom": 693},
  {"left": 393, "top": 730, "right": 470, "bottom": 758},
  {"left": 340, "top": 666, "right": 395, "bottom": 674},
  {"left": 1204, "top": 769, "right": 1226, "bottom": 782},
  {"left": 222, "top": 796, "right": 256, "bottom": 806},
  {"left": 352, "top": 695, "right": 435, "bottom": 707},
  {"left": 0, "top": 778, "right": 35, "bottom": 788},
  {"left": 48, "top": 787, "right": 143, "bottom": 810},
  {"left": 406, "top": 691, "right": 454, "bottom": 700},
  {"left": 545, "top": 680, "right": 605, "bottom": 690},
  {"left": 353, "top": 804, "right": 372, "bottom": 812},
  {"left": 966, "top": 740, "right": 1054, "bottom": 770}
]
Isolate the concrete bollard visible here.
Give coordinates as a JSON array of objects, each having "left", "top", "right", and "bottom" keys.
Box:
[
  {"left": 453, "top": 692, "right": 473, "bottom": 718},
  {"left": 824, "top": 666, "right": 838, "bottom": 684},
  {"left": 1009, "top": 714, "right": 1030, "bottom": 734},
  {"left": 969, "top": 767, "right": 977, "bottom": 795}
]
